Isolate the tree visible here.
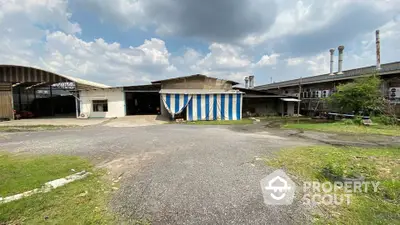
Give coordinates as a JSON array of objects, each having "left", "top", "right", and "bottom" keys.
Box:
[{"left": 327, "top": 75, "right": 383, "bottom": 115}]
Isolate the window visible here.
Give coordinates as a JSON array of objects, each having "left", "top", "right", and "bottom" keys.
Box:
[{"left": 93, "top": 100, "right": 108, "bottom": 112}]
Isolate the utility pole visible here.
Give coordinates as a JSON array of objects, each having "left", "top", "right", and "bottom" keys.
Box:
[{"left": 297, "top": 77, "right": 302, "bottom": 123}]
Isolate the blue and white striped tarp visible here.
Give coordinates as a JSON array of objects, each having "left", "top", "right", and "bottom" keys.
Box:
[
  {"left": 187, "top": 94, "right": 242, "bottom": 121},
  {"left": 162, "top": 93, "right": 242, "bottom": 121},
  {"left": 162, "top": 94, "right": 192, "bottom": 118}
]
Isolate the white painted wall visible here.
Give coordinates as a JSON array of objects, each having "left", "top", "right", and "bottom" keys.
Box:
[{"left": 78, "top": 88, "right": 126, "bottom": 118}]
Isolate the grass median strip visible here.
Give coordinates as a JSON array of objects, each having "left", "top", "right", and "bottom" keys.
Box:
[
  {"left": 0, "top": 153, "right": 116, "bottom": 224},
  {"left": 284, "top": 122, "right": 400, "bottom": 136},
  {"left": 0, "top": 125, "right": 73, "bottom": 132},
  {"left": 266, "top": 146, "right": 400, "bottom": 224}
]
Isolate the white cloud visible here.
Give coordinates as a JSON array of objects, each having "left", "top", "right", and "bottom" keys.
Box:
[
  {"left": 256, "top": 54, "right": 280, "bottom": 67},
  {"left": 192, "top": 43, "right": 252, "bottom": 72},
  {"left": 0, "top": 0, "right": 177, "bottom": 85},
  {"left": 1, "top": 0, "right": 400, "bottom": 87},
  {"left": 286, "top": 57, "right": 304, "bottom": 66},
  {"left": 42, "top": 32, "right": 175, "bottom": 84},
  {"left": 1, "top": 0, "right": 81, "bottom": 34}
]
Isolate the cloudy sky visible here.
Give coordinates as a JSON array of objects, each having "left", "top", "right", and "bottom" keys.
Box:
[{"left": 1, "top": 0, "right": 400, "bottom": 86}]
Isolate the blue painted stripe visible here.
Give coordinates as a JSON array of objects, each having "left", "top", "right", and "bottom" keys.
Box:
[
  {"left": 221, "top": 94, "right": 225, "bottom": 120},
  {"left": 175, "top": 94, "right": 180, "bottom": 113},
  {"left": 228, "top": 94, "right": 233, "bottom": 120},
  {"left": 236, "top": 93, "right": 241, "bottom": 120},
  {"left": 166, "top": 94, "right": 171, "bottom": 109},
  {"left": 197, "top": 94, "right": 202, "bottom": 120},
  {"left": 205, "top": 94, "right": 210, "bottom": 120},
  {"left": 183, "top": 94, "right": 188, "bottom": 108},
  {"left": 188, "top": 98, "right": 193, "bottom": 121},
  {"left": 213, "top": 94, "right": 217, "bottom": 120}
]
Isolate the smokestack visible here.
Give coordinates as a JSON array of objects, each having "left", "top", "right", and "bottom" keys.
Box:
[
  {"left": 249, "top": 75, "right": 255, "bottom": 89},
  {"left": 329, "top": 48, "right": 335, "bottom": 75},
  {"left": 244, "top": 76, "right": 249, "bottom": 89},
  {"left": 376, "top": 30, "right": 381, "bottom": 71},
  {"left": 337, "top": 45, "right": 345, "bottom": 75}
]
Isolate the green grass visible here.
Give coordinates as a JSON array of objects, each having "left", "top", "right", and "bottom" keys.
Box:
[
  {"left": 0, "top": 125, "right": 72, "bottom": 132},
  {"left": 181, "top": 118, "right": 254, "bottom": 125},
  {"left": 0, "top": 153, "right": 117, "bottom": 224},
  {"left": 266, "top": 146, "right": 400, "bottom": 224},
  {"left": 0, "top": 153, "right": 91, "bottom": 196},
  {"left": 284, "top": 122, "right": 400, "bottom": 136}
]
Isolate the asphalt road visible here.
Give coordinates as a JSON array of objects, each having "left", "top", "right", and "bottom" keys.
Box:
[{"left": 0, "top": 124, "right": 316, "bottom": 224}]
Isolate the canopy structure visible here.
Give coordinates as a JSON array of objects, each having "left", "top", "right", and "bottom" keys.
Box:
[
  {"left": 280, "top": 98, "right": 301, "bottom": 102},
  {"left": 0, "top": 65, "right": 109, "bottom": 90}
]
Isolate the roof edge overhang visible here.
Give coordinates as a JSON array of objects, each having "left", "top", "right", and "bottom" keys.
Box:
[
  {"left": 0, "top": 64, "right": 110, "bottom": 90},
  {"left": 151, "top": 74, "right": 239, "bottom": 85}
]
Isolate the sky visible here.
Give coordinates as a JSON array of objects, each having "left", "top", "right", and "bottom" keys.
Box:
[{"left": 1, "top": 0, "right": 400, "bottom": 87}]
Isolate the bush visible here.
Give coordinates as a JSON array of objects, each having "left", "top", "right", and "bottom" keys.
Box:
[
  {"left": 377, "top": 115, "right": 398, "bottom": 125},
  {"left": 353, "top": 117, "right": 363, "bottom": 125},
  {"left": 342, "top": 119, "right": 354, "bottom": 125}
]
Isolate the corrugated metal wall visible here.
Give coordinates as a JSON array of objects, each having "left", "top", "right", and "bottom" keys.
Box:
[{"left": 0, "top": 83, "right": 13, "bottom": 119}]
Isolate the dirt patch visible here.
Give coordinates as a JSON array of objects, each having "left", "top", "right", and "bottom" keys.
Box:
[{"left": 98, "top": 150, "right": 166, "bottom": 179}]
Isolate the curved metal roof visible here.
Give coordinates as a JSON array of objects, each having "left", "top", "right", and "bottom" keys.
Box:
[{"left": 0, "top": 65, "right": 110, "bottom": 89}]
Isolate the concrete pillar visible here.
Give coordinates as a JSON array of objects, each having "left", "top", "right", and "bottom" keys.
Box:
[{"left": 287, "top": 102, "right": 295, "bottom": 116}]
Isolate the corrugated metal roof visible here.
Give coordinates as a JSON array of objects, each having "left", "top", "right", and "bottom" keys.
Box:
[
  {"left": 255, "top": 61, "right": 400, "bottom": 90},
  {"left": 159, "top": 89, "right": 242, "bottom": 94},
  {"left": 61, "top": 74, "right": 110, "bottom": 89},
  {"left": 152, "top": 74, "right": 239, "bottom": 85},
  {"left": 280, "top": 98, "right": 301, "bottom": 102},
  {"left": 0, "top": 65, "right": 110, "bottom": 89}
]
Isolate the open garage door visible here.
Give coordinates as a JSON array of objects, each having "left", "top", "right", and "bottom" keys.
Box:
[
  {"left": 124, "top": 84, "right": 161, "bottom": 116},
  {"left": 0, "top": 65, "right": 109, "bottom": 120},
  {"left": 13, "top": 85, "right": 76, "bottom": 118},
  {"left": 125, "top": 92, "right": 160, "bottom": 115}
]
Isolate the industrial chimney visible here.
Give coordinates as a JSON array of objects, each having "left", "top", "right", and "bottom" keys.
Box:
[
  {"left": 337, "top": 45, "right": 345, "bottom": 75},
  {"left": 248, "top": 75, "right": 255, "bottom": 89},
  {"left": 376, "top": 30, "right": 381, "bottom": 71},
  {"left": 329, "top": 48, "right": 335, "bottom": 75},
  {"left": 244, "top": 76, "right": 249, "bottom": 89}
]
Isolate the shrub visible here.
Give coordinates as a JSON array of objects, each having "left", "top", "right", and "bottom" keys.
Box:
[
  {"left": 342, "top": 119, "right": 354, "bottom": 125},
  {"left": 353, "top": 117, "right": 363, "bottom": 125},
  {"left": 377, "top": 115, "right": 398, "bottom": 125}
]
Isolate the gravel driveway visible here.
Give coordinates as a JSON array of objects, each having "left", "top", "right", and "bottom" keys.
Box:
[{"left": 0, "top": 124, "right": 316, "bottom": 224}]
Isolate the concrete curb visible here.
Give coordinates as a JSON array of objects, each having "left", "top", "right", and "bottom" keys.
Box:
[{"left": 0, "top": 170, "right": 91, "bottom": 204}]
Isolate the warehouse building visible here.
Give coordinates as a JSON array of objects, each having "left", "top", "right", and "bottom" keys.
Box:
[
  {"left": 1, "top": 65, "right": 298, "bottom": 121},
  {"left": 77, "top": 74, "right": 244, "bottom": 121}
]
